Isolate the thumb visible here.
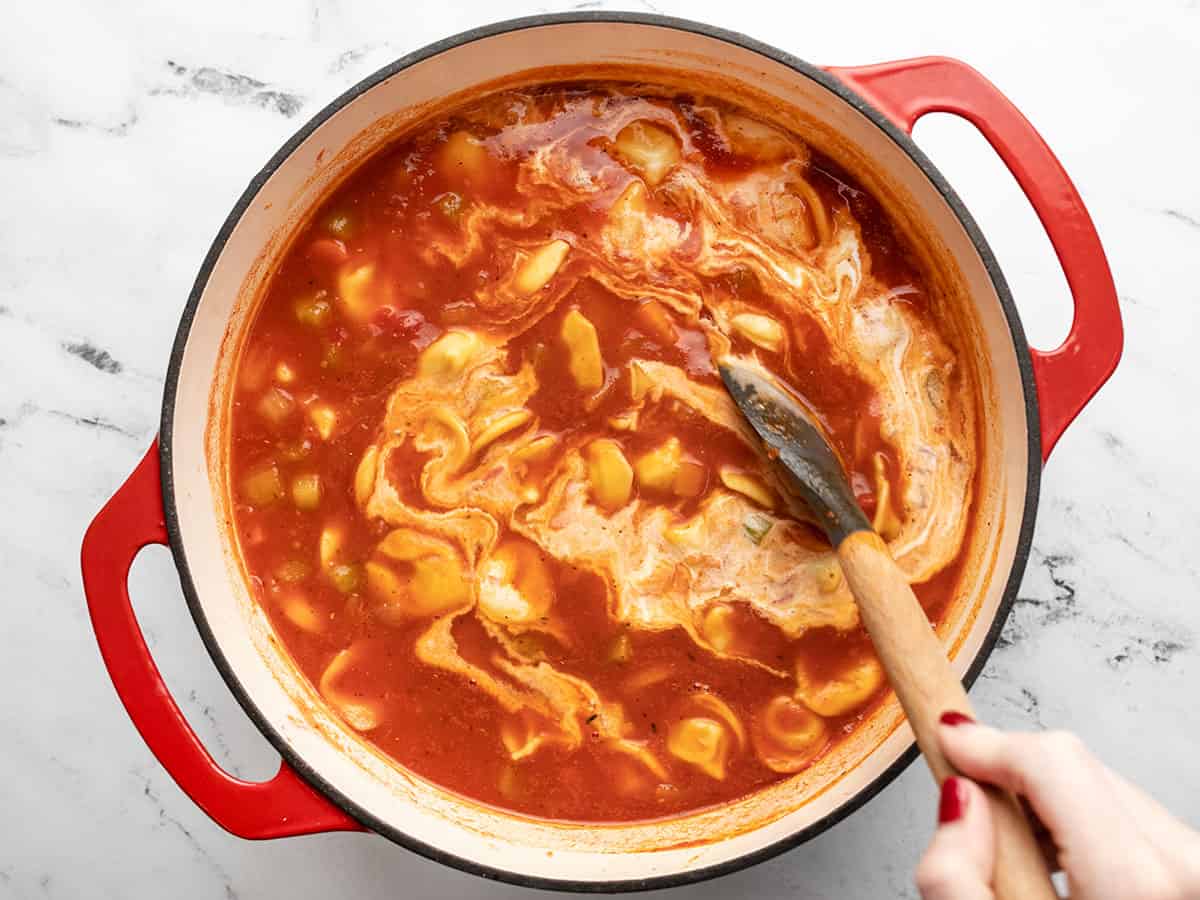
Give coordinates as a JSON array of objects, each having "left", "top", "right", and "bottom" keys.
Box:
[{"left": 916, "top": 777, "right": 996, "bottom": 900}]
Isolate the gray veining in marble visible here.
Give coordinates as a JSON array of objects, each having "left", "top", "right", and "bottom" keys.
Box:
[{"left": 2, "top": 1, "right": 1197, "bottom": 897}]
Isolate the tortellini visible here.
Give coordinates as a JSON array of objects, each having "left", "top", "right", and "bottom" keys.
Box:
[
  {"left": 478, "top": 538, "right": 555, "bottom": 626},
  {"left": 667, "top": 717, "right": 731, "bottom": 779},
  {"left": 795, "top": 657, "right": 885, "bottom": 717},
  {"left": 366, "top": 528, "right": 472, "bottom": 622},
  {"left": 722, "top": 112, "right": 797, "bottom": 162},
  {"left": 561, "top": 308, "right": 604, "bottom": 391},
  {"left": 437, "top": 130, "right": 490, "bottom": 185},
  {"left": 692, "top": 693, "right": 747, "bottom": 750},
  {"left": 611, "top": 120, "right": 681, "bottom": 186},
  {"left": 700, "top": 603, "right": 736, "bottom": 652},
  {"left": 512, "top": 239, "right": 570, "bottom": 296},
  {"left": 730, "top": 312, "right": 786, "bottom": 353},
  {"left": 628, "top": 360, "right": 654, "bottom": 403},
  {"left": 635, "top": 300, "right": 677, "bottom": 343},
  {"left": 472, "top": 409, "right": 534, "bottom": 457},
  {"left": 318, "top": 524, "right": 344, "bottom": 569},
  {"left": 279, "top": 593, "right": 324, "bottom": 634},
  {"left": 633, "top": 437, "right": 682, "bottom": 493},
  {"left": 335, "top": 262, "right": 380, "bottom": 321},
  {"left": 513, "top": 434, "right": 557, "bottom": 465},
  {"left": 602, "top": 179, "right": 683, "bottom": 261},
  {"left": 630, "top": 430, "right": 705, "bottom": 506},
  {"left": 751, "top": 695, "right": 828, "bottom": 773},
  {"left": 354, "top": 445, "right": 379, "bottom": 508},
  {"left": 665, "top": 692, "right": 746, "bottom": 780},
  {"left": 419, "top": 329, "right": 486, "bottom": 380},
  {"left": 309, "top": 404, "right": 337, "bottom": 441},
  {"left": 719, "top": 466, "right": 776, "bottom": 509},
  {"left": 752, "top": 170, "right": 831, "bottom": 251},
  {"left": 664, "top": 515, "right": 705, "bottom": 549},
  {"left": 500, "top": 709, "right": 559, "bottom": 761},
  {"left": 871, "top": 452, "right": 902, "bottom": 541},
  {"left": 585, "top": 439, "right": 633, "bottom": 511},
  {"left": 319, "top": 646, "right": 382, "bottom": 732}
]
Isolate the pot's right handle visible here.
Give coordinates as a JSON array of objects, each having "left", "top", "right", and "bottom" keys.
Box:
[
  {"left": 827, "top": 57, "right": 1123, "bottom": 461},
  {"left": 81, "top": 442, "right": 364, "bottom": 839}
]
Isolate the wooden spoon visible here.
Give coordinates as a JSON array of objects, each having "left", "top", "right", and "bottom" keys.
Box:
[{"left": 720, "top": 356, "right": 1055, "bottom": 900}]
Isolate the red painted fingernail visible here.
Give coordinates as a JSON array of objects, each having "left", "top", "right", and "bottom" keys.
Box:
[
  {"left": 938, "top": 777, "right": 967, "bottom": 824},
  {"left": 940, "top": 711, "right": 975, "bottom": 727}
]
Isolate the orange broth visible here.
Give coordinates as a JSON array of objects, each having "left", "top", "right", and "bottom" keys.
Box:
[{"left": 226, "top": 82, "right": 973, "bottom": 822}]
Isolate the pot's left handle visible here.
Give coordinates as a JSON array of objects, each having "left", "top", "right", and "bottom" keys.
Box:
[{"left": 81, "top": 441, "right": 364, "bottom": 839}]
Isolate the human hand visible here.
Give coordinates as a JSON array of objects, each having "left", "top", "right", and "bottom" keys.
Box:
[{"left": 915, "top": 716, "right": 1200, "bottom": 899}]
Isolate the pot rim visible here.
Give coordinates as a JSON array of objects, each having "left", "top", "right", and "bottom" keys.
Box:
[{"left": 159, "top": 11, "right": 1041, "bottom": 893}]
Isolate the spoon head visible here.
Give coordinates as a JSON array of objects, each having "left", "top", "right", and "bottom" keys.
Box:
[{"left": 719, "top": 356, "right": 870, "bottom": 547}]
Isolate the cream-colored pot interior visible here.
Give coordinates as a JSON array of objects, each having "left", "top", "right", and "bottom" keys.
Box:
[{"left": 165, "top": 18, "right": 1032, "bottom": 886}]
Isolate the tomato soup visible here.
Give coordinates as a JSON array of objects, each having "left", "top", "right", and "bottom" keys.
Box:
[{"left": 226, "top": 82, "right": 978, "bottom": 822}]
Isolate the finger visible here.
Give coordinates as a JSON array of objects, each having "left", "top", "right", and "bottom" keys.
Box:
[
  {"left": 938, "top": 720, "right": 1153, "bottom": 893},
  {"left": 916, "top": 777, "right": 995, "bottom": 900},
  {"left": 1102, "top": 766, "right": 1200, "bottom": 876},
  {"left": 938, "top": 722, "right": 1124, "bottom": 846},
  {"left": 1017, "top": 795, "right": 1061, "bottom": 871}
]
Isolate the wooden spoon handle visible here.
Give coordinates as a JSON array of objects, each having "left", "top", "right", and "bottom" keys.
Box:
[{"left": 837, "top": 531, "right": 1056, "bottom": 900}]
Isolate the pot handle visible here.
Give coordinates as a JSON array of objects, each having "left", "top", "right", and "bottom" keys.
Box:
[
  {"left": 827, "top": 57, "right": 1123, "bottom": 460},
  {"left": 81, "top": 442, "right": 364, "bottom": 839}
]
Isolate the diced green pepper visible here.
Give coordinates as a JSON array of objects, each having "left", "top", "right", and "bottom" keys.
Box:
[
  {"left": 743, "top": 512, "right": 773, "bottom": 545},
  {"left": 323, "top": 211, "right": 356, "bottom": 240},
  {"left": 292, "top": 473, "right": 322, "bottom": 510},
  {"left": 328, "top": 563, "right": 362, "bottom": 594},
  {"left": 276, "top": 560, "right": 311, "bottom": 583},
  {"left": 294, "top": 291, "right": 333, "bottom": 327},
  {"left": 243, "top": 464, "right": 284, "bottom": 507}
]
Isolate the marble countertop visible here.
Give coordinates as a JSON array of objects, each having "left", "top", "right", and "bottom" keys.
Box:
[{"left": 2, "top": 0, "right": 1197, "bottom": 897}]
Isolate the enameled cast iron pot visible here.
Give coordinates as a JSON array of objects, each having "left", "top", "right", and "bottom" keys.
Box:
[{"left": 81, "top": 13, "right": 1123, "bottom": 892}]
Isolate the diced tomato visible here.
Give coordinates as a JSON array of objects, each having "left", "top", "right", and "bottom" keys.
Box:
[{"left": 306, "top": 237, "right": 349, "bottom": 268}]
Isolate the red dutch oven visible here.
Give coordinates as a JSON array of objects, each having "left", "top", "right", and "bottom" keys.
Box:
[{"left": 81, "top": 14, "right": 1121, "bottom": 891}]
